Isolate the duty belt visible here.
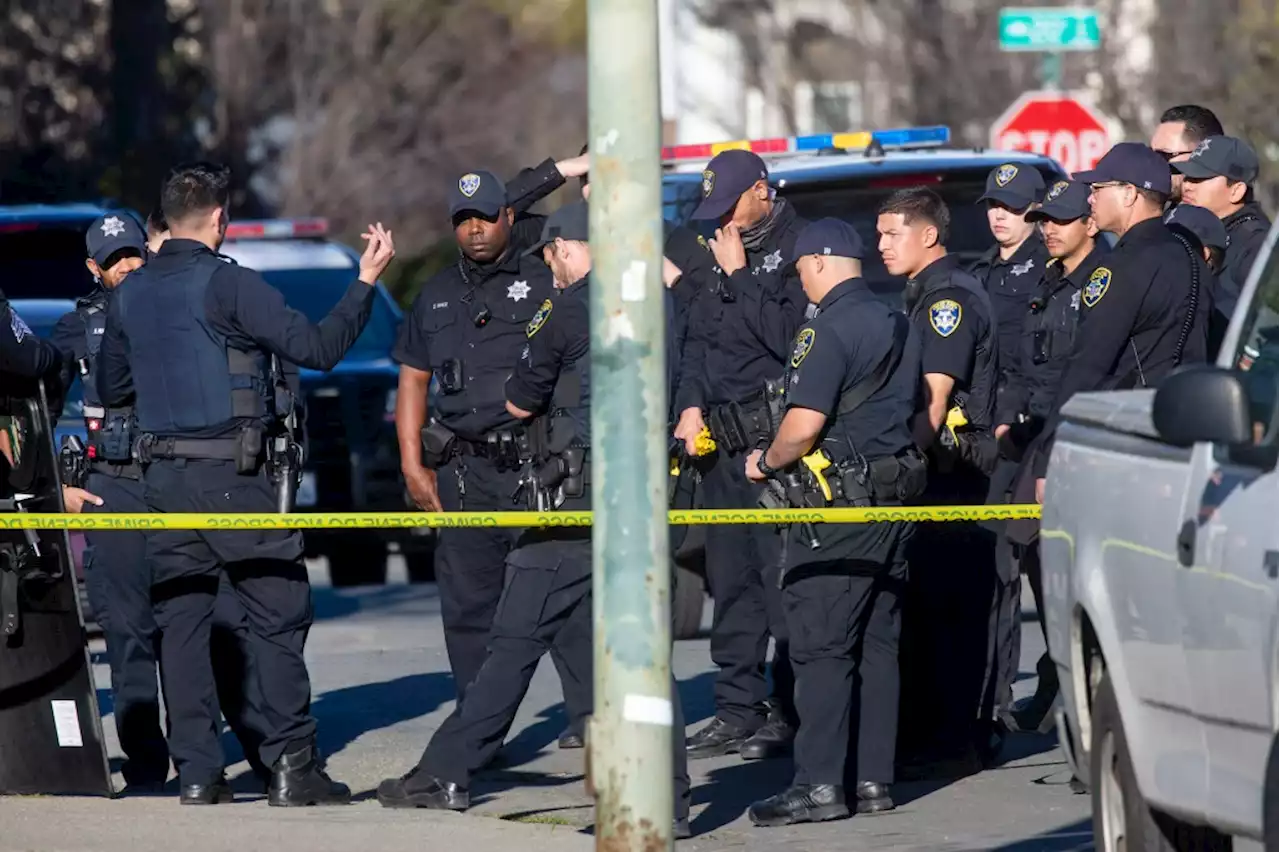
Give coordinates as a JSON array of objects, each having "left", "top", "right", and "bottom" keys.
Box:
[
  {"left": 456, "top": 427, "right": 527, "bottom": 470},
  {"left": 707, "top": 398, "right": 771, "bottom": 454},
  {"left": 144, "top": 436, "right": 242, "bottom": 461}
]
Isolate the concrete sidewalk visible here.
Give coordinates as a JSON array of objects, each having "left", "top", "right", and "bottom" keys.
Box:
[{"left": 0, "top": 797, "right": 594, "bottom": 852}]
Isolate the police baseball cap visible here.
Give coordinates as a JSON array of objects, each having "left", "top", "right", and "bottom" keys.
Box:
[
  {"left": 449, "top": 170, "right": 508, "bottom": 218},
  {"left": 691, "top": 150, "right": 769, "bottom": 221},
  {"left": 1172, "top": 135, "right": 1260, "bottom": 184},
  {"left": 85, "top": 213, "right": 146, "bottom": 267},
  {"left": 1073, "top": 143, "right": 1172, "bottom": 196},
  {"left": 977, "top": 163, "right": 1045, "bottom": 210},
  {"left": 525, "top": 201, "right": 590, "bottom": 256},
  {"left": 792, "top": 218, "right": 865, "bottom": 263},
  {"left": 1165, "top": 204, "right": 1228, "bottom": 252},
  {"left": 1026, "top": 179, "right": 1092, "bottom": 222}
]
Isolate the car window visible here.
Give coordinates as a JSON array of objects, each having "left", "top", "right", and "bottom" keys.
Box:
[
  {"left": 0, "top": 226, "right": 98, "bottom": 300},
  {"left": 260, "top": 268, "right": 399, "bottom": 358},
  {"left": 1226, "top": 235, "right": 1278, "bottom": 466}
]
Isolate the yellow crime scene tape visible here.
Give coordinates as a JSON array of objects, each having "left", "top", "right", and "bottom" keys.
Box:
[{"left": 0, "top": 504, "right": 1040, "bottom": 531}]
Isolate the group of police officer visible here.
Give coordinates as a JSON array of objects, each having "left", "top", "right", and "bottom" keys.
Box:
[{"left": 0, "top": 100, "right": 1271, "bottom": 834}]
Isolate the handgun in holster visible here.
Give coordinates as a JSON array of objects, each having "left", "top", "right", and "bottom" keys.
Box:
[{"left": 59, "top": 435, "right": 89, "bottom": 490}]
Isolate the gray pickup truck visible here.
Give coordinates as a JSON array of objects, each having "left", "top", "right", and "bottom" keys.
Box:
[{"left": 1042, "top": 223, "right": 1278, "bottom": 851}]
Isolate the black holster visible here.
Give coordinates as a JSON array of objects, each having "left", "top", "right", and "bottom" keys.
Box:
[{"left": 420, "top": 421, "right": 457, "bottom": 470}]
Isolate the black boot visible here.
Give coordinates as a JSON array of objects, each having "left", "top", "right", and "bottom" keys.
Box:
[
  {"left": 739, "top": 701, "right": 795, "bottom": 761},
  {"left": 180, "top": 775, "right": 234, "bottom": 805},
  {"left": 376, "top": 766, "right": 470, "bottom": 810},
  {"left": 673, "top": 817, "right": 692, "bottom": 840},
  {"left": 267, "top": 743, "right": 351, "bottom": 807},
  {"left": 854, "top": 781, "right": 894, "bottom": 814},
  {"left": 558, "top": 727, "right": 585, "bottom": 750},
  {"left": 749, "top": 784, "right": 849, "bottom": 827},
  {"left": 686, "top": 717, "right": 754, "bottom": 760}
]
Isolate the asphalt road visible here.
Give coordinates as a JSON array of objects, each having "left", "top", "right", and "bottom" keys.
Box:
[{"left": 3, "top": 561, "right": 1095, "bottom": 852}]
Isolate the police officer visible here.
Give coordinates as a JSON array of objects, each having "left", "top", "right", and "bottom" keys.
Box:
[
  {"left": 875, "top": 186, "right": 1000, "bottom": 779},
  {"left": 1002, "top": 180, "right": 1108, "bottom": 734},
  {"left": 744, "top": 219, "right": 924, "bottom": 826},
  {"left": 377, "top": 202, "right": 693, "bottom": 838},
  {"left": 1166, "top": 203, "right": 1229, "bottom": 273},
  {"left": 968, "top": 163, "right": 1050, "bottom": 734},
  {"left": 1173, "top": 135, "right": 1272, "bottom": 355},
  {"left": 675, "top": 149, "right": 808, "bottom": 760},
  {"left": 393, "top": 160, "right": 592, "bottom": 750},
  {"left": 97, "top": 162, "right": 395, "bottom": 804},
  {"left": 51, "top": 213, "right": 271, "bottom": 792},
  {"left": 1033, "top": 143, "right": 1211, "bottom": 502}
]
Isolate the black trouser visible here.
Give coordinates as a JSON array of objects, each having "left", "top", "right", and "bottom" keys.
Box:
[
  {"left": 898, "top": 470, "right": 996, "bottom": 762},
  {"left": 143, "top": 459, "right": 315, "bottom": 787},
  {"left": 82, "top": 472, "right": 268, "bottom": 785},
  {"left": 418, "top": 535, "right": 691, "bottom": 820},
  {"left": 700, "top": 448, "right": 794, "bottom": 730},
  {"left": 982, "top": 457, "right": 1023, "bottom": 724},
  {"left": 1017, "top": 541, "right": 1058, "bottom": 697},
  {"left": 784, "top": 526, "right": 910, "bottom": 787},
  {"left": 434, "top": 454, "right": 590, "bottom": 733}
]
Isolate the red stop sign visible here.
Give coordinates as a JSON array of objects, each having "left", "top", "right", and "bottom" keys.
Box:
[{"left": 990, "top": 91, "right": 1112, "bottom": 177}]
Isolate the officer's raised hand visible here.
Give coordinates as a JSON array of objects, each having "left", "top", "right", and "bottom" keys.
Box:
[
  {"left": 358, "top": 222, "right": 396, "bottom": 284},
  {"left": 708, "top": 224, "right": 747, "bottom": 276}
]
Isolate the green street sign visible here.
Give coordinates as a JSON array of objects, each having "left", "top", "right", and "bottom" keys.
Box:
[{"left": 999, "top": 7, "right": 1101, "bottom": 52}]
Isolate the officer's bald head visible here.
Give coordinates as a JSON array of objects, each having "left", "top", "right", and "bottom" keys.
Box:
[{"left": 161, "top": 162, "right": 232, "bottom": 249}]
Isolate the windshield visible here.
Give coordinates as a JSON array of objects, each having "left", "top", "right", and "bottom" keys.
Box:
[
  {"left": 262, "top": 268, "right": 400, "bottom": 358},
  {"left": 0, "top": 225, "right": 98, "bottom": 300},
  {"left": 666, "top": 164, "right": 1060, "bottom": 297}
]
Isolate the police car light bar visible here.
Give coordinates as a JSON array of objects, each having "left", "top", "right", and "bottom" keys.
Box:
[
  {"left": 660, "top": 126, "right": 951, "bottom": 164},
  {"left": 224, "top": 218, "right": 329, "bottom": 240}
]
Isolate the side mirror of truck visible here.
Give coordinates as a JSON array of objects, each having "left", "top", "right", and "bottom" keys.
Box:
[{"left": 1152, "top": 365, "right": 1253, "bottom": 448}]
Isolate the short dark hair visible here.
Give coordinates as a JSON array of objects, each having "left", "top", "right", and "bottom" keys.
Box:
[
  {"left": 145, "top": 206, "right": 168, "bottom": 236},
  {"left": 160, "top": 161, "right": 231, "bottom": 226},
  {"left": 878, "top": 187, "right": 951, "bottom": 244},
  {"left": 1136, "top": 187, "right": 1169, "bottom": 209},
  {"left": 1159, "top": 105, "right": 1224, "bottom": 143}
]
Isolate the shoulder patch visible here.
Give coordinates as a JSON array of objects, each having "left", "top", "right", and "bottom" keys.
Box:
[
  {"left": 526, "top": 299, "right": 553, "bottom": 338},
  {"left": 790, "top": 327, "right": 816, "bottom": 368},
  {"left": 928, "top": 299, "right": 962, "bottom": 337},
  {"left": 9, "top": 308, "right": 31, "bottom": 343},
  {"left": 1082, "top": 267, "right": 1111, "bottom": 308}
]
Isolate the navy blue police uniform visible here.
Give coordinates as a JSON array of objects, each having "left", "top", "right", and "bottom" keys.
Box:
[
  {"left": 391, "top": 168, "right": 589, "bottom": 743},
  {"left": 96, "top": 232, "right": 369, "bottom": 804},
  {"left": 1001, "top": 181, "right": 1108, "bottom": 731},
  {"left": 1033, "top": 143, "right": 1212, "bottom": 484},
  {"left": 897, "top": 243, "right": 1002, "bottom": 779},
  {"left": 967, "top": 164, "right": 1050, "bottom": 733},
  {"left": 51, "top": 215, "right": 269, "bottom": 790},
  {"left": 679, "top": 149, "right": 809, "bottom": 759},
  {"left": 747, "top": 219, "right": 925, "bottom": 826},
  {"left": 1172, "top": 135, "right": 1272, "bottom": 355},
  {"left": 378, "top": 203, "right": 692, "bottom": 832},
  {"left": 0, "top": 291, "right": 60, "bottom": 378}
]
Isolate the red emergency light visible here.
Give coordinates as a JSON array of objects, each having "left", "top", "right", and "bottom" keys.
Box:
[{"left": 224, "top": 218, "right": 329, "bottom": 240}]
